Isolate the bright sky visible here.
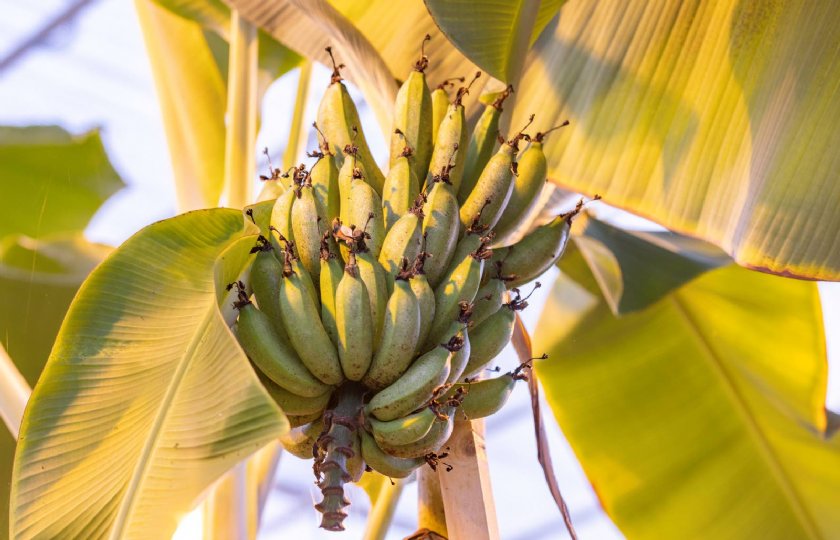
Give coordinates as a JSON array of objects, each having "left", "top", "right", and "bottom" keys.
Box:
[{"left": 1, "top": 2, "right": 837, "bottom": 539}]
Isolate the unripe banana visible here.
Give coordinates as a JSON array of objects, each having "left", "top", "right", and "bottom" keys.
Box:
[
  {"left": 346, "top": 432, "right": 365, "bottom": 482},
  {"left": 381, "top": 148, "right": 420, "bottom": 231},
  {"left": 459, "top": 144, "right": 515, "bottom": 232},
  {"left": 269, "top": 187, "right": 296, "bottom": 254},
  {"left": 288, "top": 411, "right": 324, "bottom": 428},
  {"left": 272, "top": 231, "right": 319, "bottom": 307},
  {"left": 277, "top": 246, "right": 344, "bottom": 385},
  {"left": 341, "top": 176, "right": 384, "bottom": 258},
  {"left": 316, "top": 47, "right": 385, "bottom": 194},
  {"left": 379, "top": 197, "right": 424, "bottom": 282},
  {"left": 319, "top": 240, "right": 344, "bottom": 347},
  {"left": 362, "top": 274, "right": 421, "bottom": 390},
  {"left": 369, "top": 407, "right": 437, "bottom": 448},
  {"left": 424, "top": 243, "right": 489, "bottom": 350},
  {"left": 335, "top": 252, "right": 374, "bottom": 381},
  {"left": 492, "top": 127, "right": 567, "bottom": 246},
  {"left": 425, "top": 72, "right": 480, "bottom": 194},
  {"left": 291, "top": 182, "right": 329, "bottom": 281},
  {"left": 309, "top": 128, "right": 341, "bottom": 224},
  {"left": 360, "top": 430, "right": 424, "bottom": 479},
  {"left": 430, "top": 79, "right": 459, "bottom": 145},
  {"left": 445, "top": 320, "right": 470, "bottom": 386},
  {"left": 471, "top": 278, "right": 506, "bottom": 327},
  {"left": 459, "top": 86, "right": 513, "bottom": 203},
  {"left": 487, "top": 202, "right": 582, "bottom": 289},
  {"left": 390, "top": 36, "right": 433, "bottom": 181},
  {"left": 259, "top": 372, "right": 331, "bottom": 416},
  {"left": 280, "top": 418, "right": 323, "bottom": 459},
  {"left": 249, "top": 239, "right": 291, "bottom": 346},
  {"left": 356, "top": 250, "right": 388, "bottom": 345},
  {"left": 409, "top": 252, "right": 436, "bottom": 353},
  {"left": 421, "top": 179, "right": 460, "bottom": 287},
  {"left": 456, "top": 373, "right": 522, "bottom": 420},
  {"left": 366, "top": 344, "right": 454, "bottom": 422},
  {"left": 377, "top": 406, "right": 455, "bottom": 459},
  {"left": 235, "top": 293, "right": 330, "bottom": 398}
]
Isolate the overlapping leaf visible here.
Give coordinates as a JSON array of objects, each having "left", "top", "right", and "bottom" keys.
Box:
[
  {"left": 534, "top": 265, "right": 839, "bottom": 538},
  {"left": 11, "top": 209, "right": 287, "bottom": 538}
]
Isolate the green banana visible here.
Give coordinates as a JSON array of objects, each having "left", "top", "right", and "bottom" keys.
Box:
[
  {"left": 487, "top": 201, "right": 582, "bottom": 289},
  {"left": 319, "top": 236, "right": 344, "bottom": 347},
  {"left": 335, "top": 251, "right": 374, "bottom": 381},
  {"left": 346, "top": 432, "right": 365, "bottom": 482},
  {"left": 249, "top": 238, "right": 291, "bottom": 345},
  {"left": 430, "top": 78, "right": 460, "bottom": 145},
  {"left": 390, "top": 35, "right": 433, "bottom": 180},
  {"left": 492, "top": 125, "right": 568, "bottom": 246},
  {"left": 424, "top": 241, "right": 489, "bottom": 350},
  {"left": 288, "top": 411, "right": 325, "bottom": 428},
  {"left": 377, "top": 406, "right": 455, "bottom": 459},
  {"left": 272, "top": 230, "right": 319, "bottom": 307},
  {"left": 459, "top": 116, "right": 534, "bottom": 232},
  {"left": 409, "top": 249, "right": 436, "bottom": 352},
  {"left": 445, "top": 320, "right": 470, "bottom": 386},
  {"left": 232, "top": 283, "right": 329, "bottom": 398},
  {"left": 369, "top": 407, "right": 437, "bottom": 448},
  {"left": 277, "top": 245, "right": 344, "bottom": 385},
  {"left": 470, "top": 278, "right": 506, "bottom": 327},
  {"left": 317, "top": 47, "right": 385, "bottom": 195},
  {"left": 456, "top": 372, "right": 524, "bottom": 420},
  {"left": 459, "top": 85, "right": 513, "bottom": 203},
  {"left": 341, "top": 175, "right": 384, "bottom": 258},
  {"left": 291, "top": 181, "right": 329, "bottom": 281},
  {"left": 381, "top": 146, "right": 420, "bottom": 231},
  {"left": 421, "top": 177, "right": 460, "bottom": 287},
  {"left": 378, "top": 196, "right": 424, "bottom": 282},
  {"left": 360, "top": 430, "right": 424, "bottom": 479},
  {"left": 425, "top": 72, "right": 480, "bottom": 194},
  {"left": 309, "top": 125, "right": 341, "bottom": 224},
  {"left": 269, "top": 186, "right": 296, "bottom": 254},
  {"left": 362, "top": 272, "right": 421, "bottom": 390},
  {"left": 259, "top": 372, "right": 331, "bottom": 416},
  {"left": 366, "top": 343, "right": 454, "bottom": 421},
  {"left": 356, "top": 250, "right": 388, "bottom": 345},
  {"left": 279, "top": 418, "right": 323, "bottom": 459}
]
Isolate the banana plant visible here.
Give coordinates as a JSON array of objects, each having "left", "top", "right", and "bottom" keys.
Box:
[{"left": 2, "top": 1, "right": 838, "bottom": 539}]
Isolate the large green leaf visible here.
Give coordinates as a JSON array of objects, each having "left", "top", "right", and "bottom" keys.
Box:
[
  {"left": 11, "top": 209, "right": 287, "bottom": 538},
  {"left": 534, "top": 265, "right": 838, "bottom": 538},
  {"left": 504, "top": 1, "right": 840, "bottom": 280},
  {"left": 566, "top": 215, "right": 730, "bottom": 314},
  {"left": 136, "top": 0, "right": 228, "bottom": 211},
  {"left": 0, "top": 126, "right": 123, "bottom": 239},
  {"left": 423, "top": 0, "right": 564, "bottom": 83}
]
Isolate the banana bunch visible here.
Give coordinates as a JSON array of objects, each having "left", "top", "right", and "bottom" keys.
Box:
[{"left": 232, "top": 41, "right": 581, "bottom": 532}]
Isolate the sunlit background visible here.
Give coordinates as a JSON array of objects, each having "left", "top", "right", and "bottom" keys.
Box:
[{"left": 2, "top": 2, "right": 838, "bottom": 539}]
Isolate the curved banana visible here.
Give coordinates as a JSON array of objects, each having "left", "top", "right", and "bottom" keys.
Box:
[
  {"left": 410, "top": 250, "right": 436, "bottom": 353},
  {"left": 249, "top": 238, "right": 291, "bottom": 345},
  {"left": 278, "top": 246, "right": 344, "bottom": 385},
  {"left": 459, "top": 118, "right": 533, "bottom": 233},
  {"left": 341, "top": 176, "right": 384, "bottom": 258},
  {"left": 425, "top": 72, "right": 480, "bottom": 194},
  {"left": 279, "top": 418, "right": 324, "bottom": 459},
  {"left": 390, "top": 36, "right": 433, "bottom": 181},
  {"left": 360, "top": 430, "right": 424, "bottom": 479},
  {"left": 492, "top": 126, "right": 567, "bottom": 246},
  {"left": 316, "top": 47, "right": 385, "bottom": 194},
  {"left": 424, "top": 242, "right": 489, "bottom": 350},
  {"left": 319, "top": 238, "right": 344, "bottom": 347},
  {"left": 459, "top": 85, "right": 513, "bottom": 203},
  {"left": 377, "top": 406, "right": 455, "bottom": 459},
  {"left": 487, "top": 201, "right": 582, "bottom": 289},
  {"left": 378, "top": 196, "right": 424, "bottom": 280},
  {"left": 430, "top": 78, "right": 459, "bottom": 145},
  {"left": 421, "top": 178, "right": 460, "bottom": 287},
  {"left": 310, "top": 125, "right": 341, "bottom": 222},
  {"left": 362, "top": 272, "right": 421, "bottom": 390},
  {"left": 269, "top": 187, "right": 296, "bottom": 254},
  {"left": 335, "top": 251, "right": 374, "bottom": 381},
  {"left": 356, "top": 250, "right": 388, "bottom": 345},
  {"left": 444, "top": 320, "right": 470, "bottom": 386},
  {"left": 287, "top": 410, "right": 324, "bottom": 428},
  {"left": 382, "top": 147, "right": 420, "bottom": 231},
  {"left": 259, "top": 372, "right": 331, "bottom": 416},
  {"left": 291, "top": 181, "right": 329, "bottom": 281},
  {"left": 233, "top": 286, "right": 329, "bottom": 398},
  {"left": 456, "top": 373, "right": 522, "bottom": 420},
  {"left": 366, "top": 344, "right": 453, "bottom": 422},
  {"left": 369, "top": 407, "right": 437, "bottom": 448}
]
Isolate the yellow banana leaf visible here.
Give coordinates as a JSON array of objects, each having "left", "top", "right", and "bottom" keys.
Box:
[
  {"left": 10, "top": 209, "right": 287, "bottom": 539},
  {"left": 534, "top": 265, "right": 838, "bottom": 538}
]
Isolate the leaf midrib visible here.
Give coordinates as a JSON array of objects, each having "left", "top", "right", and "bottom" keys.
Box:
[
  {"left": 669, "top": 293, "right": 821, "bottom": 539},
  {"left": 108, "top": 302, "right": 216, "bottom": 539}
]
